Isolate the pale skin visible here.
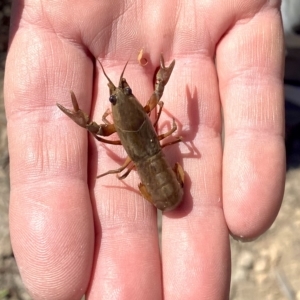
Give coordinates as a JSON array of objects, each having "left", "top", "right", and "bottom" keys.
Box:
[{"left": 5, "top": 1, "right": 285, "bottom": 299}]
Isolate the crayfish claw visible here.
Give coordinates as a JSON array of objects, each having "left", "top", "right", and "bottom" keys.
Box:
[
  {"left": 158, "top": 54, "right": 175, "bottom": 85},
  {"left": 56, "top": 91, "right": 91, "bottom": 129},
  {"left": 154, "top": 55, "right": 175, "bottom": 99},
  {"left": 70, "top": 90, "right": 80, "bottom": 111}
]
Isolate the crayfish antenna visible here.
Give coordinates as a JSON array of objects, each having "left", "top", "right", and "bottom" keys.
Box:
[
  {"left": 97, "top": 59, "right": 116, "bottom": 91},
  {"left": 118, "top": 60, "right": 129, "bottom": 87}
]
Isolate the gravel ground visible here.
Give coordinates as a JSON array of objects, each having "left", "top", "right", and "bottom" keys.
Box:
[{"left": 1, "top": 2, "right": 300, "bottom": 300}]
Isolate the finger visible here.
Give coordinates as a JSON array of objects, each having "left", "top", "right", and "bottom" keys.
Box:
[
  {"left": 160, "top": 56, "right": 230, "bottom": 299},
  {"left": 145, "top": 2, "right": 231, "bottom": 298},
  {"left": 217, "top": 4, "right": 285, "bottom": 238},
  {"left": 5, "top": 5, "right": 94, "bottom": 299},
  {"left": 85, "top": 57, "right": 164, "bottom": 299}
]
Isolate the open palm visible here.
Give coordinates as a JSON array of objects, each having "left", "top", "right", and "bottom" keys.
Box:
[{"left": 5, "top": 1, "right": 285, "bottom": 299}]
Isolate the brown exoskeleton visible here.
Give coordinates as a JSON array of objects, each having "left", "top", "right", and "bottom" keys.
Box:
[{"left": 57, "top": 55, "right": 184, "bottom": 211}]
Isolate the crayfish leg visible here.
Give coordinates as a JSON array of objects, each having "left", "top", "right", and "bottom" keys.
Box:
[
  {"left": 138, "top": 183, "right": 154, "bottom": 204},
  {"left": 157, "top": 118, "right": 177, "bottom": 140},
  {"left": 143, "top": 93, "right": 160, "bottom": 114},
  {"left": 173, "top": 163, "right": 184, "bottom": 187},
  {"left": 102, "top": 108, "right": 112, "bottom": 125},
  {"left": 152, "top": 101, "right": 164, "bottom": 129},
  {"left": 97, "top": 156, "right": 131, "bottom": 178},
  {"left": 117, "top": 164, "right": 135, "bottom": 180}
]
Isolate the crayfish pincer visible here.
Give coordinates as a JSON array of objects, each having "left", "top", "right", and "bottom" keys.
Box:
[{"left": 57, "top": 55, "right": 184, "bottom": 211}]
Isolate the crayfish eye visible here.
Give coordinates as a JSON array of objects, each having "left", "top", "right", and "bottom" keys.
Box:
[
  {"left": 124, "top": 87, "right": 132, "bottom": 95},
  {"left": 109, "top": 95, "right": 117, "bottom": 105}
]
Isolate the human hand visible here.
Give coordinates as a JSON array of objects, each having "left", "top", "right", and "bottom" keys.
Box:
[{"left": 5, "top": 1, "right": 285, "bottom": 299}]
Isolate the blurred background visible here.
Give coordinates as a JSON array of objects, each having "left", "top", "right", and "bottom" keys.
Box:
[{"left": 0, "top": 1, "right": 300, "bottom": 299}]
